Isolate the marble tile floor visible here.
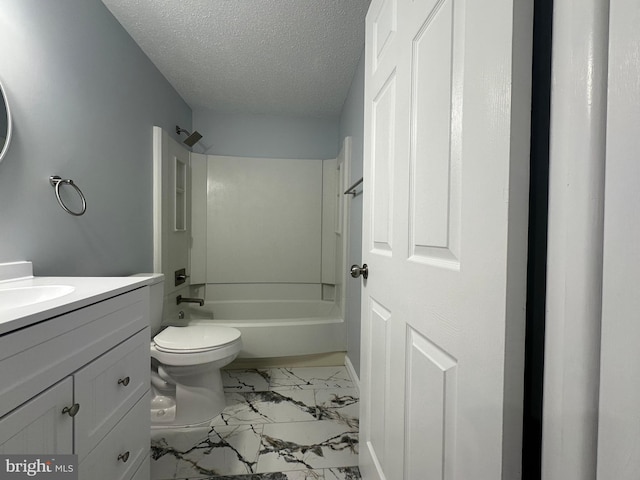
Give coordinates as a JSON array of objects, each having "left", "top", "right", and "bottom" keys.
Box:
[{"left": 151, "top": 366, "right": 361, "bottom": 480}]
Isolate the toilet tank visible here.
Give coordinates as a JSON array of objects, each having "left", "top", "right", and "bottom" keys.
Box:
[{"left": 130, "top": 273, "right": 165, "bottom": 337}]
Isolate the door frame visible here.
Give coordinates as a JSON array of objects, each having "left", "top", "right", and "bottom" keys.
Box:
[{"left": 542, "top": 0, "right": 610, "bottom": 478}]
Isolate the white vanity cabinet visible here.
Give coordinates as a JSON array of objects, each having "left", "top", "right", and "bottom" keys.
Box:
[{"left": 0, "top": 285, "right": 152, "bottom": 480}]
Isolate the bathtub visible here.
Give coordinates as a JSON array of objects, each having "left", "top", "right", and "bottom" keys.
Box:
[{"left": 185, "top": 300, "right": 347, "bottom": 358}]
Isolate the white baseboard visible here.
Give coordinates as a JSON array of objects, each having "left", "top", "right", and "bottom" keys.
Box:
[{"left": 344, "top": 355, "right": 360, "bottom": 392}]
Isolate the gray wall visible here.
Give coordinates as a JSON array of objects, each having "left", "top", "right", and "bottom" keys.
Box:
[
  {"left": 0, "top": 0, "right": 191, "bottom": 276},
  {"left": 339, "top": 51, "right": 365, "bottom": 377},
  {"left": 193, "top": 109, "right": 339, "bottom": 159}
]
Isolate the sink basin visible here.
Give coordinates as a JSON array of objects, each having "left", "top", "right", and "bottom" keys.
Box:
[{"left": 0, "top": 285, "right": 75, "bottom": 311}]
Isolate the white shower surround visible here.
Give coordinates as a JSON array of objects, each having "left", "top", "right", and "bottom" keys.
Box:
[
  {"left": 185, "top": 142, "right": 351, "bottom": 360},
  {"left": 202, "top": 156, "right": 324, "bottom": 284},
  {"left": 186, "top": 300, "right": 346, "bottom": 358}
]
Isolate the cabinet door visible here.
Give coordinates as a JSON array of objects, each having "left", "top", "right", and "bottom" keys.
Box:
[{"left": 0, "top": 378, "right": 73, "bottom": 454}]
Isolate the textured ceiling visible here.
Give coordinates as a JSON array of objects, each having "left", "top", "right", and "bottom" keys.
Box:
[{"left": 101, "top": 0, "right": 370, "bottom": 117}]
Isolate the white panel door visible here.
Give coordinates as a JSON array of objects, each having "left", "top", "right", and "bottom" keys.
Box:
[{"left": 359, "top": 0, "right": 532, "bottom": 478}]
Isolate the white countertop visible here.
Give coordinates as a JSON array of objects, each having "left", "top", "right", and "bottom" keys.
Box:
[{"left": 0, "top": 263, "right": 162, "bottom": 335}]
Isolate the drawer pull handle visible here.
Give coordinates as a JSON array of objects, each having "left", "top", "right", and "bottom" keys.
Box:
[
  {"left": 117, "top": 451, "right": 130, "bottom": 463},
  {"left": 117, "top": 376, "right": 130, "bottom": 387},
  {"left": 62, "top": 403, "right": 80, "bottom": 417}
]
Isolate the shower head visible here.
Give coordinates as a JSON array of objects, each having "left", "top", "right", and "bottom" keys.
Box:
[{"left": 176, "top": 126, "right": 203, "bottom": 147}]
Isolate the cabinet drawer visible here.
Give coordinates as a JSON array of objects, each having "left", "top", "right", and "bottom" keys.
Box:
[
  {"left": 78, "top": 392, "right": 150, "bottom": 480},
  {"left": 75, "top": 329, "right": 150, "bottom": 461},
  {"left": 0, "top": 288, "right": 148, "bottom": 417}
]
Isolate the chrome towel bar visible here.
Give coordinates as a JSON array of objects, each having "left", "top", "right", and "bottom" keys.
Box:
[{"left": 344, "top": 177, "right": 363, "bottom": 197}]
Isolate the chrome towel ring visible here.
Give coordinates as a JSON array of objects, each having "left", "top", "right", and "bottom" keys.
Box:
[{"left": 49, "top": 175, "right": 87, "bottom": 216}]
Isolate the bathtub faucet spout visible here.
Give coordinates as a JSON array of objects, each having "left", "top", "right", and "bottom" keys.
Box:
[{"left": 176, "top": 295, "right": 204, "bottom": 306}]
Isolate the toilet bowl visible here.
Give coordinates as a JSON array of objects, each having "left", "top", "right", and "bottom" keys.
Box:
[{"left": 150, "top": 325, "right": 242, "bottom": 427}]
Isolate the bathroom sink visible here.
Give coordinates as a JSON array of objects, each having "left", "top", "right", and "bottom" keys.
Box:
[{"left": 0, "top": 285, "right": 75, "bottom": 311}]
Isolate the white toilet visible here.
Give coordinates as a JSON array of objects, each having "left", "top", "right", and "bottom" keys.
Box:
[{"left": 147, "top": 278, "right": 242, "bottom": 427}]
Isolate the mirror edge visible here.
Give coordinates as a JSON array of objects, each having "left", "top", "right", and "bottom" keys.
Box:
[{"left": 0, "top": 78, "right": 13, "bottom": 164}]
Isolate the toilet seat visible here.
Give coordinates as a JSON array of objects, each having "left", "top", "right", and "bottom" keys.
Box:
[
  {"left": 154, "top": 325, "right": 241, "bottom": 353},
  {"left": 150, "top": 325, "right": 242, "bottom": 367}
]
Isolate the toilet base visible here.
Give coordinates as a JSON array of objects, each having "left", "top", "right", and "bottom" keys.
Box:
[
  {"left": 151, "top": 395, "right": 176, "bottom": 423},
  {"left": 151, "top": 367, "right": 227, "bottom": 427}
]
